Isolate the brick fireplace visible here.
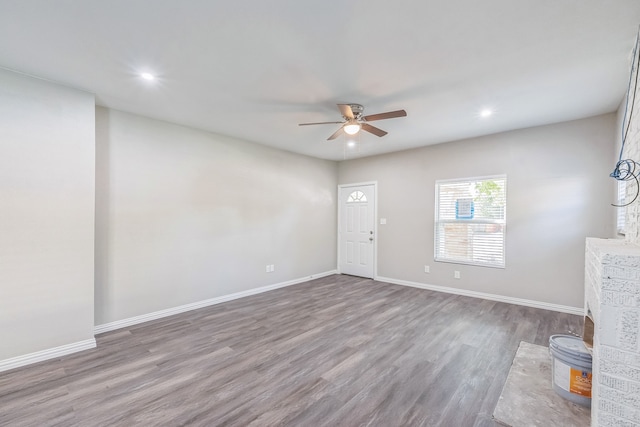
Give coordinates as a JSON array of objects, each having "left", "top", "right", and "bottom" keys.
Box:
[{"left": 585, "top": 237, "right": 640, "bottom": 426}]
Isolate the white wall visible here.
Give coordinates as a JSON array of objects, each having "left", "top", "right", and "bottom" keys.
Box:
[
  {"left": 338, "top": 114, "right": 616, "bottom": 308},
  {"left": 0, "top": 69, "right": 95, "bottom": 360},
  {"left": 95, "top": 107, "right": 337, "bottom": 325}
]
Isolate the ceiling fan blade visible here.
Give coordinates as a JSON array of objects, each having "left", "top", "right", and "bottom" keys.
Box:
[
  {"left": 299, "top": 121, "right": 344, "bottom": 126},
  {"left": 327, "top": 127, "right": 344, "bottom": 140},
  {"left": 362, "top": 109, "right": 407, "bottom": 122},
  {"left": 361, "top": 123, "right": 388, "bottom": 137},
  {"left": 337, "top": 104, "right": 354, "bottom": 119}
]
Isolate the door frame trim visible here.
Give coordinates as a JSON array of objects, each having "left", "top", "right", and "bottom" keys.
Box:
[{"left": 337, "top": 181, "right": 378, "bottom": 279}]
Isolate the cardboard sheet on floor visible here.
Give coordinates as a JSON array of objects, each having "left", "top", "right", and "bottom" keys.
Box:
[{"left": 492, "top": 341, "right": 590, "bottom": 427}]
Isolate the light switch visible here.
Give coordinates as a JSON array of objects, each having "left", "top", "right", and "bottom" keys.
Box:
[{"left": 380, "top": 218, "right": 387, "bottom": 225}]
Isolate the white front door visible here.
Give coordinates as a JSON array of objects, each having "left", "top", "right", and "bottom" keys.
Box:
[{"left": 339, "top": 183, "right": 375, "bottom": 278}]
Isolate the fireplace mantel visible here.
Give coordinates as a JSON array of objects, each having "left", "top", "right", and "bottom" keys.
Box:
[{"left": 585, "top": 237, "right": 640, "bottom": 426}]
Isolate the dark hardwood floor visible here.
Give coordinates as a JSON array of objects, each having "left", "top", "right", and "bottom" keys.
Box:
[{"left": 0, "top": 274, "right": 583, "bottom": 426}]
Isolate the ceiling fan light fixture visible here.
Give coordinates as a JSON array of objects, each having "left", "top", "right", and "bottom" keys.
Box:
[
  {"left": 344, "top": 123, "right": 361, "bottom": 135},
  {"left": 298, "top": 104, "right": 406, "bottom": 140}
]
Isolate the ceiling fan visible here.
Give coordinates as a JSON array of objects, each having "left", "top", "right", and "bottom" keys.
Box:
[{"left": 299, "top": 104, "right": 407, "bottom": 140}]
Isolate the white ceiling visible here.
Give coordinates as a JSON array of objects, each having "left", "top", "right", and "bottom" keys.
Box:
[{"left": 1, "top": 1, "right": 639, "bottom": 161}]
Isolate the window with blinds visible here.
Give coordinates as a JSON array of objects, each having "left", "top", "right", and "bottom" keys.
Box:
[
  {"left": 435, "top": 175, "right": 507, "bottom": 268},
  {"left": 617, "top": 180, "right": 626, "bottom": 235}
]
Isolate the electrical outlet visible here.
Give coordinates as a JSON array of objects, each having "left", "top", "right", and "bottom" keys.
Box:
[
  {"left": 424, "top": 265, "right": 430, "bottom": 273},
  {"left": 454, "top": 271, "right": 460, "bottom": 279}
]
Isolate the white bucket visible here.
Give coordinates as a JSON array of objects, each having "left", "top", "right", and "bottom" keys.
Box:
[{"left": 549, "top": 334, "right": 592, "bottom": 407}]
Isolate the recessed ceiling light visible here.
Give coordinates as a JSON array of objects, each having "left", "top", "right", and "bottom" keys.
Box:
[
  {"left": 480, "top": 109, "right": 493, "bottom": 118},
  {"left": 347, "top": 141, "right": 356, "bottom": 147},
  {"left": 140, "top": 72, "right": 155, "bottom": 81}
]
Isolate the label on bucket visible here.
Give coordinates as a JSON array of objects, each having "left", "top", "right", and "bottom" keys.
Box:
[{"left": 554, "top": 358, "right": 592, "bottom": 397}]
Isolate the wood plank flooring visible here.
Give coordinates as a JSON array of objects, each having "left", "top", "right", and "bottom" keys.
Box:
[{"left": 0, "top": 274, "right": 583, "bottom": 426}]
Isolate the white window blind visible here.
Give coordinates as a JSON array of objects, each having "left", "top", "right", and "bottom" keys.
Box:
[
  {"left": 435, "top": 175, "right": 507, "bottom": 268},
  {"left": 617, "top": 180, "right": 626, "bottom": 235}
]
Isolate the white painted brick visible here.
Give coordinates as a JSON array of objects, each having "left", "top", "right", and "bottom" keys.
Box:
[
  {"left": 599, "top": 373, "right": 640, "bottom": 393},
  {"left": 620, "top": 310, "right": 640, "bottom": 351},
  {"left": 601, "top": 256, "right": 640, "bottom": 269},
  {"left": 599, "top": 399, "right": 640, "bottom": 424},
  {"left": 603, "top": 266, "right": 640, "bottom": 280},
  {"left": 599, "top": 411, "right": 639, "bottom": 427},
  {"left": 586, "top": 238, "right": 640, "bottom": 426},
  {"left": 599, "top": 386, "right": 640, "bottom": 410},
  {"left": 602, "top": 279, "right": 640, "bottom": 294},
  {"left": 601, "top": 291, "right": 640, "bottom": 308},
  {"left": 600, "top": 345, "right": 640, "bottom": 368},
  {"left": 600, "top": 360, "right": 640, "bottom": 382}
]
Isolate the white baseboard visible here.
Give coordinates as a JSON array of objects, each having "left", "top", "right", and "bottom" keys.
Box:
[
  {"left": 376, "top": 276, "right": 583, "bottom": 316},
  {"left": 95, "top": 270, "right": 338, "bottom": 335},
  {"left": 0, "top": 338, "right": 97, "bottom": 373}
]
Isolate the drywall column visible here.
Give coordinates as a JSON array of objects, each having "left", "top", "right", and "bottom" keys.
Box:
[{"left": 0, "top": 68, "right": 96, "bottom": 368}]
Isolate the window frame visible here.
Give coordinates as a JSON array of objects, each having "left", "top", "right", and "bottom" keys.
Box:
[
  {"left": 347, "top": 190, "right": 367, "bottom": 203},
  {"left": 434, "top": 174, "right": 507, "bottom": 269}
]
